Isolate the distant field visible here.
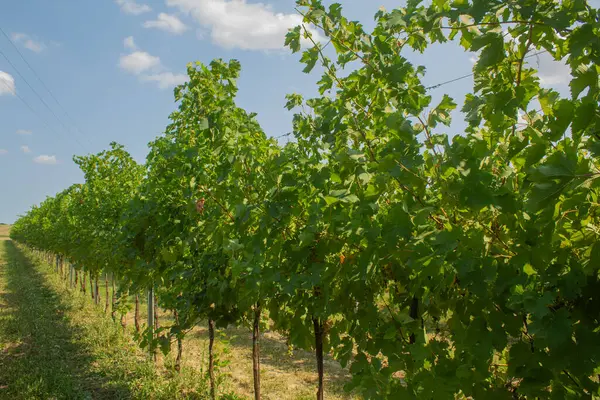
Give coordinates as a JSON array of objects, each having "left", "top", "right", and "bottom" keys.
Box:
[{"left": 0, "top": 225, "right": 10, "bottom": 240}]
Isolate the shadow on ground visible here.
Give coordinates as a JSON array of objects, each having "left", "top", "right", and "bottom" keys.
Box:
[{"left": 0, "top": 241, "right": 134, "bottom": 399}]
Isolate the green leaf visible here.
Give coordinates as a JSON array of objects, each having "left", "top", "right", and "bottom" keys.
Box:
[
  {"left": 341, "top": 194, "right": 360, "bottom": 203},
  {"left": 538, "top": 89, "right": 559, "bottom": 115},
  {"left": 523, "top": 263, "right": 537, "bottom": 276},
  {"left": 386, "top": 10, "right": 407, "bottom": 28},
  {"left": 548, "top": 100, "right": 574, "bottom": 141},
  {"left": 572, "top": 100, "right": 596, "bottom": 136},
  {"left": 198, "top": 118, "right": 209, "bottom": 130},
  {"left": 429, "top": 94, "right": 457, "bottom": 127},
  {"left": 284, "top": 26, "right": 301, "bottom": 53},
  {"left": 589, "top": 243, "right": 600, "bottom": 271},
  {"left": 322, "top": 195, "right": 339, "bottom": 205},
  {"left": 570, "top": 65, "right": 597, "bottom": 99},
  {"left": 300, "top": 47, "right": 319, "bottom": 74},
  {"left": 471, "top": 33, "right": 505, "bottom": 71},
  {"left": 358, "top": 172, "right": 372, "bottom": 185}
]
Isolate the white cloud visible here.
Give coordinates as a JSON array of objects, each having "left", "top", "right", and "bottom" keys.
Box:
[
  {"left": 34, "top": 155, "right": 58, "bottom": 165},
  {"left": 0, "top": 71, "right": 15, "bottom": 95},
  {"left": 526, "top": 52, "right": 570, "bottom": 86},
  {"left": 20, "top": 145, "right": 31, "bottom": 154},
  {"left": 119, "top": 39, "right": 186, "bottom": 89},
  {"left": 141, "top": 72, "right": 188, "bottom": 89},
  {"left": 143, "top": 13, "right": 188, "bottom": 34},
  {"left": 195, "top": 28, "right": 207, "bottom": 40},
  {"left": 124, "top": 36, "right": 137, "bottom": 50},
  {"left": 0, "top": 149, "right": 7, "bottom": 155},
  {"left": 115, "top": 0, "right": 152, "bottom": 15},
  {"left": 16, "top": 129, "right": 32, "bottom": 135},
  {"left": 538, "top": 63, "right": 570, "bottom": 86},
  {"left": 119, "top": 51, "right": 161, "bottom": 74},
  {"left": 539, "top": 74, "right": 569, "bottom": 85},
  {"left": 166, "top": 0, "right": 322, "bottom": 50},
  {"left": 11, "top": 33, "right": 45, "bottom": 53}
]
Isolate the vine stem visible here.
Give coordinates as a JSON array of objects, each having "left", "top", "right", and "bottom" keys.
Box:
[
  {"left": 201, "top": 187, "right": 235, "bottom": 222},
  {"left": 409, "top": 296, "right": 419, "bottom": 344},
  {"left": 208, "top": 319, "right": 216, "bottom": 400},
  {"left": 563, "top": 369, "right": 588, "bottom": 394},
  {"left": 512, "top": 24, "right": 534, "bottom": 137},
  {"left": 417, "top": 115, "right": 439, "bottom": 157},
  {"left": 522, "top": 316, "right": 535, "bottom": 352}
]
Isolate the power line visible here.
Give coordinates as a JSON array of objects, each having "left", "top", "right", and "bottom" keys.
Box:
[
  {"left": 0, "top": 26, "right": 94, "bottom": 149},
  {"left": 0, "top": 43, "right": 88, "bottom": 152},
  {"left": 425, "top": 50, "right": 548, "bottom": 91},
  {"left": 426, "top": 72, "right": 474, "bottom": 90},
  {"left": 0, "top": 77, "right": 69, "bottom": 146},
  {"left": 0, "top": 47, "right": 87, "bottom": 151}
]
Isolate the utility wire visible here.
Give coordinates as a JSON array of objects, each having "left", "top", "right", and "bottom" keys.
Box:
[
  {"left": 426, "top": 72, "right": 475, "bottom": 90},
  {"left": 426, "top": 50, "right": 548, "bottom": 90},
  {"left": 0, "top": 77, "right": 69, "bottom": 146},
  {"left": 0, "top": 26, "right": 94, "bottom": 149},
  {"left": 0, "top": 47, "right": 87, "bottom": 151},
  {"left": 0, "top": 44, "right": 87, "bottom": 152}
]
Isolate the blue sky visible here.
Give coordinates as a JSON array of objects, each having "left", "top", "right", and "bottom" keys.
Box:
[{"left": 0, "top": 0, "right": 575, "bottom": 223}]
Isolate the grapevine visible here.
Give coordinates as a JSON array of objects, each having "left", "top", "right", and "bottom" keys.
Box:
[{"left": 11, "top": 0, "right": 600, "bottom": 398}]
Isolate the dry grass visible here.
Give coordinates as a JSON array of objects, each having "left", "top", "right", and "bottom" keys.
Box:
[
  {"left": 0, "top": 241, "right": 209, "bottom": 399},
  {"left": 0, "top": 225, "right": 10, "bottom": 240},
  {"left": 181, "top": 325, "right": 356, "bottom": 400},
  {"left": 125, "top": 304, "right": 359, "bottom": 400},
  {"left": 3, "top": 237, "right": 359, "bottom": 399}
]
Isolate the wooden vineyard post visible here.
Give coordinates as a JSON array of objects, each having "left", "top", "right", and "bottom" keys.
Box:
[
  {"left": 120, "top": 291, "right": 127, "bottom": 331},
  {"left": 253, "top": 302, "right": 261, "bottom": 400},
  {"left": 154, "top": 293, "right": 159, "bottom": 331},
  {"left": 95, "top": 276, "right": 99, "bottom": 305},
  {"left": 90, "top": 271, "right": 94, "bottom": 301},
  {"left": 111, "top": 277, "right": 117, "bottom": 322},
  {"left": 104, "top": 274, "right": 109, "bottom": 313},
  {"left": 313, "top": 318, "right": 324, "bottom": 400},
  {"left": 174, "top": 310, "right": 182, "bottom": 372},
  {"left": 208, "top": 319, "right": 216, "bottom": 400},
  {"left": 148, "top": 286, "right": 155, "bottom": 361},
  {"left": 69, "top": 263, "right": 74, "bottom": 288},
  {"left": 134, "top": 294, "right": 140, "bottom": 333},
  {"left": 82, "top": 271, "right": 86, "bottom": 294}
]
